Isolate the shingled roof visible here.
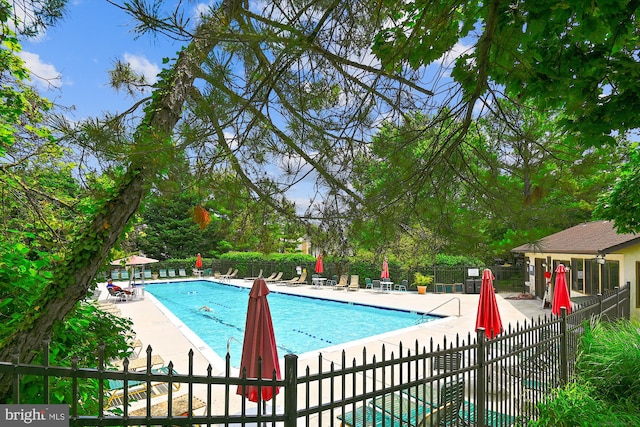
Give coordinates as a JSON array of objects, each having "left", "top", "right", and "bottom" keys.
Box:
[{"left": 512, "top": 220, "right": 640, "bottom": 255}]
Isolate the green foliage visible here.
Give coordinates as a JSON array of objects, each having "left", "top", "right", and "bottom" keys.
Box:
[
  {"left": 532, "top": 319, "right": 640, "bottom": 426},
  {"left": 531, "top": 381, "right": 640, "bottom": 427},
  {"left": 412, "top": 272, "right": 433, "bottom": 288},
  {"left": 575, "top": 319, "right": 640, "bottom": 406},
  {"left": 595, "top": 143, "right": 640, "bottom": 233}
]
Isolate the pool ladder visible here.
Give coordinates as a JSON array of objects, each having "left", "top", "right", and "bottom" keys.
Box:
[
  {"left": 227, "top": 336, "right": 241, "bottom": 354},
  {"left": 416, "top": 297, "right": 461, "bottom": 324}
]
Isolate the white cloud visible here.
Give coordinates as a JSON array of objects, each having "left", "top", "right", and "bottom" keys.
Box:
[
  {"left": 123, "top": 53, "right": 160, "bottom": 85},
  {"left": 18, "top": 51, "right": 65, "bottom": 90}
]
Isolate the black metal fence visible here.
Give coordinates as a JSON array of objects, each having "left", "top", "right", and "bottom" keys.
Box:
[{"left": 0, "top": 286, "right": 629, "bottom": 426}]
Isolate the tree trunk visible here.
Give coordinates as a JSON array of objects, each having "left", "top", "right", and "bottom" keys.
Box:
[{"left": 0, "top": 18, "right": 222, "bottom": 398}]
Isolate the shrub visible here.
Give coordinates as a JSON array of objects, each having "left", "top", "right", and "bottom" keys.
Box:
[
  {"left": 575, "top": 319, "right": 640, "bottom": 406},
  {"left": 531, "top": 381, "right": 640, "bottom": 427}
]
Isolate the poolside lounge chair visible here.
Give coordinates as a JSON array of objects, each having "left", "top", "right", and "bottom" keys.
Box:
[
  {"left": 159, "top": 269, "right": 167, "bottom": 278},
  {"left": 222, "top": 268, "right": 239, "bottom": 279},
  {"left": 105, "top": 364, "right": 180, "bottom": 408},
  {"left": 245, "top": 269, "right": 264, "bottom": 280},
  {"left": 277, "top": 275, "right": 299, "bottom": 285},
  {"left": 120, "top": 270, "right": 130, "bottom": 280},
  {"left": 333, "top": 275, "right": 348, "bottom": 290},
  {"left": 144, "top": 270, "right": 152, "bottom": 280},
  {"left": 265, "top": 272, "right": 283, "bottom": 282},
  {"left": 115, "top": 354, "right": 165, "bottom": 371},
  {"left": 128, "top": 394, "right": 206, "bottom": 417},
  {"left": 220, "top": 267, "right": 233, "bottom": 278},
  {"left": 111, "top": 270, "right": 120, "bottom": 280},
  {"left": 168, "top": 269, "right": 176, "bottom": 277},
  {"left": 347, "top": 275, "right": 360, "bottom": 291},
  {"left": 286, "top": 270, "right": 306, "bottom": 286},
  {"left": 179, "top": 268, "right": 187, "bottom": 277},
  {"left": 339, "top": 377, "right": 465, "bottom": 427}
]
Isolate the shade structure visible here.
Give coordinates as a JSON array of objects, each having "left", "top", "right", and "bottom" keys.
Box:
[
  {"left": 381, "top": 258, "right": 390, "bottom": 279},
  {"left": 552, "top": 264, "right": 572, "bottom": 316},
  {"left": 315, "top": 253, "right": 324, "bottom": 274},
  {"left": 196, "top": 253, "right": 203, "bottom": 269},
  {"left": 110, "top": 255, "right": 159, "bottom": 266},
  {"left": 475, "top": 269, "right": 503, "bottom": 340},
  {"left": 237, "top": 278, "right": 281, "bottom": 402},
  {"left": 111, "top": 255, "right": 159, "bottom": 284}
]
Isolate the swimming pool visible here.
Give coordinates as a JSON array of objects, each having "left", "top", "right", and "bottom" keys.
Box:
[{"left": 145, "top": 280, "right": 438, "bottom": 367}]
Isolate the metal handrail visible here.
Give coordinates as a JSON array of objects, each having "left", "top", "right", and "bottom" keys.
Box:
[{"left": 417, "top": 297, "right": 461, "bottom": 323}]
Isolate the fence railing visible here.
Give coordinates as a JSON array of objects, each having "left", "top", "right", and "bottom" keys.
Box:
[{"left": 0, "top": 286, "right": 629, "bottom": 426}]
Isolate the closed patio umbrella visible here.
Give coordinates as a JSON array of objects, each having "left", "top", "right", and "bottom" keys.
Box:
[
  {"left": 381, "top": 258, "right": 390, "bottom": 280},
  {"left": 237, "top": 278, "right": 281, "bottom": 406},
  {"left": 196, "top": 253, "right": 203, "bottom": 269},
  {"left": 552, "top": 264, "right": 572, "bottom": 316},
  {"left": 475, "top": 268, "right": 503, "bottom": 340},
  {"left": 315, "top": 253, "right": 324, "bottom": 274}
]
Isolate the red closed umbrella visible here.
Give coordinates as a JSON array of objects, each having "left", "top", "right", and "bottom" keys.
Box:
[
  {"left": 381, "top": 258, "right": 390, "bottom": 279},
  {"left": 475, "top": 269, "right": 503, "bottom": 340},
  {"left": 196, "top": 253, "right": 203, "bottom": 269},
  {"left": 315, "top": 253, "right": 324, "bottom": 274},
  {"left": 552, "top": 264, "right": 572, "bottom": 316},
  {"left": 237, "top": 278, "right": 281, "bottom": 403}
]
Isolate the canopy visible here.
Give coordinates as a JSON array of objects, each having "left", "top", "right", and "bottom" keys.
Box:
[
  {"left": 552, "top": 264, "right": 572, "bottom": 316},
  {"left": 111, "top": 255, "right": 159, "bottom": 266},
  {"left": 237, "top": 278, "right": 281, "bottom": 402},
  {"left": 475, "top": 269, "right": 503, "bottom": 340},
  {"left": 111, "top": 255, "right": 159, "bottom": 284}
]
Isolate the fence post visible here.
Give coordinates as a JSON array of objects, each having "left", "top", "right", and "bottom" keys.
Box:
[
  {"left": 615, "top": 286, "right": 620, "bottom": 318},
  {"left": 560, "top": 308, "right": 568, "bottom": 386},
  {"left": 476, "top": 329, "right": 486, "bottom": 427},
  {"left": 43, "top": 339, "right": 50, "bottom": 404},
  {"left": 597, "top": 293, "right": 603, "bottom": 319},
  {"left": 284, "top": 354, "right": 298, "bottom": 427}
]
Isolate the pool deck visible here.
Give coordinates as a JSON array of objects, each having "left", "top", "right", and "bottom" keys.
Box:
[{"left": 98, "top": 277, "right": 549, "bottom": 417}]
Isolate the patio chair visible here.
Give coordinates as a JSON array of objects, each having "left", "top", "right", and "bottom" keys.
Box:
[
  {"left": 395, "top": 279, "right": 408, "bottom": 292},
  {"left": 111, "top": 270, "right": 120, "bottom": 280},
  {"left": 168, "top": 269, "right": 176, "bottom": 277},
  {"left": 220, "top": 267, "right": 233, "bottom": 278},
  {"left": 434, "top": 283, "right": 445, "bottom": 293},
  {"left": 159, "top": 269, "right": 167, "bottom": 278},
  {"left": 347, "top": 275, "right": 360, "bottom": 291},
  {"left": 106, "top": 286, "right": 131, "bottom": 303},
  {"left": 120, "top": 270, "right": 130, "bottom": 280},
  {"left": 277, "top": 275, "right": 299, "bottom": 285},
  {"left": 144, "top": 270, "right": 152, "bottom": 280},
  {"left": 179, "top": 268, "right": 187, "bottom": 277},
  {"left": 333, "top": 275, "right": 348, "bottom": 290},
  {"left": 365, "top": 278, "right": 373, "bottom": 290}
]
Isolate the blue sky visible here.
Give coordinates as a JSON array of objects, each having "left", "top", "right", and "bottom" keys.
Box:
[{"left": 20, "top": 1, "right": 192, "bottom": 119}]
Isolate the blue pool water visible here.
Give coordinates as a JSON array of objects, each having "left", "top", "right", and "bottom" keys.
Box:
[{"left": 145, "top": 280, "right": 437, "bottom": 367}]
